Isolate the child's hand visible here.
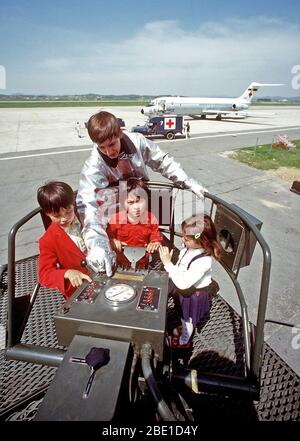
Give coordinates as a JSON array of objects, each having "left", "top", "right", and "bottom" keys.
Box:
[
  {"left": 111, "top": 238, "right": 127, "bottom": 252},
  {"left": 64, "top": 269, "right": 92, "bottom": 288},
  {"left": 158, "top": 246, "right": 173, "bottom": 265},
  {"left": 146, "top": 242, "right": 160, "bottom": 253}
]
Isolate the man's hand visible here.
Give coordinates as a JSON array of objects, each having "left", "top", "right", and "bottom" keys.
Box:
[
  {"left": 158, "top": 245, "right": 173, "bottom": 266},
  {"left": 146, "top": 241, "right": 161, "bottom": 253},
  {"left": 87, "top": 246, "right": 116, "bottom": 277},
  {"left": 111, "top": 238, "right": 127, "bottom": 253},
  {"left": 64, "top": 269, "right": 92, "bottom": 288}
]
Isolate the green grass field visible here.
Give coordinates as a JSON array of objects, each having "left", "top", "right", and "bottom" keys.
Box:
[
  {"left": 0, "top": 100, "right": 148, "bottom": 108},
  {"left": 0, "top": 99, "right": 299, "bottom": 108},
  {"left": 229, "top": 140, "right": 300, "bottom": 170}
]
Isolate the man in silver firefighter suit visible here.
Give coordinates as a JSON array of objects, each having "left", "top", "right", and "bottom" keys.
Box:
[{"left": 76, "top": 111, "right": 205, "bottom": 277}]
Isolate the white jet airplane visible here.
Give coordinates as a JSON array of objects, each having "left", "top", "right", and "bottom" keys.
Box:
[{"left": 141, "top": 82, "right": 284, "bottom": 120}]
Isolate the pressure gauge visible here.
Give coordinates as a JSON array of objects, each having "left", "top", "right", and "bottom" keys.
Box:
[{"left": 104, "top": 284, "right": 136, "bottom": 306}]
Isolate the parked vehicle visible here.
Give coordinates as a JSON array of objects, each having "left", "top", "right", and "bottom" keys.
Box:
[{"left": 131, "top": 115, "right": 184, "bottom": 140}]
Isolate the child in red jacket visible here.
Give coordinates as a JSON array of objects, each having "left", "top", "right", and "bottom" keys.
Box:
[
  {"left": 106, "top": 178, "right": 162, "bottom": 269},
  {"left": 37, "top": 181, "right": 92, "bottom": 299}
]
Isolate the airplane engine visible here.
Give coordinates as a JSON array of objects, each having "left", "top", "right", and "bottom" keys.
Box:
[
  {"left": 141, "top": 105, "right": 161, "bottom": 116},
  {"left": 232, "top": 103, "right": 248, "bottom": 111}
]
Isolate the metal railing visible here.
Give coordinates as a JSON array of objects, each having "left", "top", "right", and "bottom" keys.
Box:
[{"left": 5, "top": 184, "right": 271, "bottom": 389}]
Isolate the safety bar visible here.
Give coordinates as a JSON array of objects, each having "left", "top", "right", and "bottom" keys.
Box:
[
  {"left": 5, "top": 184, "right": 271, "bottom": 386},
  {"left": 6, "top": 343, "right": 66, "bottom": 367},
  {"left": 205, "top": 192, "right": 271, "bottom": 381},
  {"left": 7, "top": 207, "right": 41, "bottom": 348}
]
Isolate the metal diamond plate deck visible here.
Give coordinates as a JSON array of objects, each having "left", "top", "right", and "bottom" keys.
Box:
[
  {"left": 0, "top": 256, "right": 299, "bottom": 421},
  {"left": 0, "top": 256, "right": 64, "bottom": 416}
]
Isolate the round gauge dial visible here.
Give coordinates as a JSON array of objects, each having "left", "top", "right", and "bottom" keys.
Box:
[{"left": 104, "top": 284, "right": 136, "bottom": 305}]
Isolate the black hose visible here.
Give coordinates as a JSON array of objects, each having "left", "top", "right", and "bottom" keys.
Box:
[
  {"left": 129, "top": 351, "right": 138, "bottom": 403},
  {"left": 140, "top": 343, "right": 176, "bottom": 422}
]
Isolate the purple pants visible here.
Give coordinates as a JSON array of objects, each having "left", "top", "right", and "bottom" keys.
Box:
[{"left": 179, "top": 289, "right": 210, "bottom": 326}]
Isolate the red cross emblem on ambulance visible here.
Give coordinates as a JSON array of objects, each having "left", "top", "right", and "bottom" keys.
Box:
[{"left": 164, "top": 118, "right": 176, "bottom": 130}]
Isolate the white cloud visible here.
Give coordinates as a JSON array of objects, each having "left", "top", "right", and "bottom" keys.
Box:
[
  {"left": 41, "top": 58, "right": 74, "bottom": 71},
  {"left": 15, "top": 17, "right": 300, "bottom": 95}
]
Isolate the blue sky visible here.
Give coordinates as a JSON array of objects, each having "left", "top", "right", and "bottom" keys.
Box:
[{"left": 0, "top": 0, "right": 300, "bottom": 96}]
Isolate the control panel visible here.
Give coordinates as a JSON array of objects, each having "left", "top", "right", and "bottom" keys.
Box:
[
  {"left": 54, "top": 268, "right": 169, "bottom": 360},
  {"left": 75, "top": 281, "right": 105, "bottom": 304},
  {"left": 137, "top": 286, "right": 161, "bottom": 312}
]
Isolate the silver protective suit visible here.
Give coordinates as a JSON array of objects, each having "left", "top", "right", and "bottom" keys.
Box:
[{"left": 76, "top": 131, "right": 204, "bottom": 272}]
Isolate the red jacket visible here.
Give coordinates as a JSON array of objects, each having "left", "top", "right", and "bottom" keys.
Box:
[
  {"left": 38, "top": 223, "right": 88, "bottom": 299},
  {"left": 107, "top": 210, "right": 162, "bottom": 246}
]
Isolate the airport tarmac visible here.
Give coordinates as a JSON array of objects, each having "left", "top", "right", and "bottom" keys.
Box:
[
  {"left": 0, "top": 105, "right": 299, "bottom": 376},
  {"left": 0, "top": 105, "right": 300, "bottom": 153}
]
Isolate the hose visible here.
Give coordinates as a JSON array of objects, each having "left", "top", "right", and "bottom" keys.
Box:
[
  {"left": 140, "top": 343, "right": 176, "bottom": 422},
  {"left": 129, "top": 351, "right": 138, "bottom": 403}
]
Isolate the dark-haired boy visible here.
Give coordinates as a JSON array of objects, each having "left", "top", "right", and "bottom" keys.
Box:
[{"left": 37, "top": 181, "right": 91, "bottom": 299}]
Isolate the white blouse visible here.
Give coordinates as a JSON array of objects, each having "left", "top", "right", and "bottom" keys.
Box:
[{"left": 164, "top": 247, "right": 212, "bottom": 290}]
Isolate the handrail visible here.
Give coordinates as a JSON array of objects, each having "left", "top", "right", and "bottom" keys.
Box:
[
  {"left": 205, "top": 192, "right": 271, "bottom": 380},
  {"left": 7, "top": 207, "right": 41, "bottom": 348},
  {"left": 6, "top": 184, "right": 271, "bottom": 384},
  {"left": 170, "top": 188, "right": 271, "bottom": 381},
  {"left": 222, "top": 266, "right": 251, "bottom": 375}
]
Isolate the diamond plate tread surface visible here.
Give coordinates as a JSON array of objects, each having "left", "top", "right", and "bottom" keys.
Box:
[
  {"left": 255, "top": 344, "right": 300, "bottom": 420},
  {"left": 189, "top": 295, "right": 246, "bottom": 377},
  {"left": 186, "top": 341, "right": 300, "bottom": 421},
  {"left": 185, "top": 296, "right": 300, "bottom": 421},
  {"left": 1, "top": 256, "right": 300, "bottom": 420},
  {"left": 0, "top": 256, "right": 64, "bottom": 415}
]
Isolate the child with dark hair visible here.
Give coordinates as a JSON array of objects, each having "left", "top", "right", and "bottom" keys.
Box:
[
  {"left": 37, "top": 181, "right": 91, "bottom": 299},
  {"left": 106, "top": 178, "right": 162, "bottom": 269},
  {"left": 159, "top": 213, "right": 221, "bottom": 347}
]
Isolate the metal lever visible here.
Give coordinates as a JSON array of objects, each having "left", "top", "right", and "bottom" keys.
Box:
[
  {"left": 70, "top": 356, "right": 86, "bottom": 365},
  {"left": 122, "top": 246, "right": 146, "bottom": 271}
]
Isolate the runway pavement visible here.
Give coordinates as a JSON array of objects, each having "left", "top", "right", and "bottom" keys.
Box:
[
  {"left": 0, "top": 105, "right": 299, "bottom": 154},
  {"left": 0, "top": 105, "right": 299, "bottom": 375}
]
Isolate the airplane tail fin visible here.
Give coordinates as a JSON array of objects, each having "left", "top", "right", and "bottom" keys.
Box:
[{"left": 238, "top": 82, "right": 284, "bottom": 102}]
